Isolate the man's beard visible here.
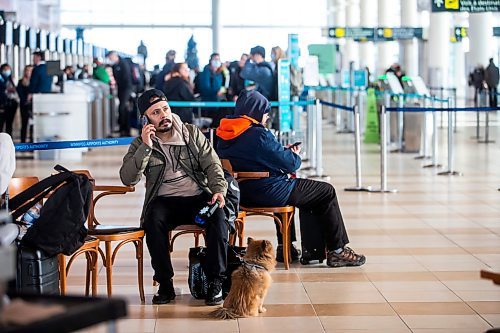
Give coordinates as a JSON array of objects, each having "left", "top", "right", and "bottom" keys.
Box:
[{"left": 156, "top": 119, "right": 173, "bottom": 132}]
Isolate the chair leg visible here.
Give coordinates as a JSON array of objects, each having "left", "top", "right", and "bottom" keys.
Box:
[
  {"left": 195, "top": 233, "right": 200, "bottom": 247},
  {"left": 239, "top": 217, "right": 245, "bottom": 247},
  {"left": 85, "top": 252, "right": 91, "bottom": 296},
  {"left": 105, "top": 241, "right": 113, "bottom": 297},
  {"left": 58, "top": 254, "right": 67, "bottom": 295},
  {"left": 281, "top": 212, "right": 291, "bottom": 270},
  {"left": 91, "top": 250, "right": 98, "bottom": 297},
  {"left": 136, "top": 238, "right": 145, "bottom": 303}
]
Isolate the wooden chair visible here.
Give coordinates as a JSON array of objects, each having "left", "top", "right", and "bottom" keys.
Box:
[
  {"left": 221, "top": 159, "right": 295, "bottom": 270},
  {"left": 74, "top": 170, "right": 145, "bottom": 303},
  {"left": 8, "top": 176, "right": 100, "bottom": 296}
]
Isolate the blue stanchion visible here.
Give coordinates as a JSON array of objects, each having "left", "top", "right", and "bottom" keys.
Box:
[
  {"left": 15, "top": 137, "right": 134, "bottom": 152},
  {"left": 319, "top": 100, "right": 354, "bottom": 112},
  {"left": 168, "top": 100, "right": 315, "bottom": 108}
]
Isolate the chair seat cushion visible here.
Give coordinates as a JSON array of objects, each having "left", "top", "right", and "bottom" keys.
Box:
[{"left": 89, "top": 225, "right": 143, "bottom": 235}]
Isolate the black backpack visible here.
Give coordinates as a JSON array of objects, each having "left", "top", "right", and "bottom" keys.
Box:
[{"left": 9, "top": 165, "right": 92, "bottom": 256}]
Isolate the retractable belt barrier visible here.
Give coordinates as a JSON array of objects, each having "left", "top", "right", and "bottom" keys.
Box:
[{"left": 15, "top": 137, "right": 134, "bottom": 152}]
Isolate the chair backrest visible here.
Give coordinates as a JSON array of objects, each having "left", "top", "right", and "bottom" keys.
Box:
[
  {"left": 220, "top": 159, "right": 270, "bottom": 181},
  {"left": 8, "top": 176, "right": 40, "bottom": 198}
]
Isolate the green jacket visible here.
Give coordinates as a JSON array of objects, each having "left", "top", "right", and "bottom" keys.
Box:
[{"left": 120, "top": 124, "right": 228, "bottom": 226}]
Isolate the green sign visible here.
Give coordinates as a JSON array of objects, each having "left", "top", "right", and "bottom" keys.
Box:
[
  {"left": 307, "top": 44, "right": 336, "bottom": 74},
  {"left": 432, "top": 0, "right": 500, "bottom": 12},
  {"left": 375, "top": 27, "right": 423, "bottom": 41},
  {"left": 364, "top": 88, "right": 379, "bottom": 144}
]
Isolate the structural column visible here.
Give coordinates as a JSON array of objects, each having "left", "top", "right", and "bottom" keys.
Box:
[
  {"left": 345, "top": 0, "right": 360, "bottom": 69},
  {"left": 377, "top": 0, "right": 397, "bottom": 75},
  {"left": 401, "top": 0, "right": 418, "bottom": 76},
  {"left": 359, "top": 0, "right": 376, "bottom": 72},
  {"left": 469, "top": 13, "right": 493, "bottom": 69},
  {"left": 428, "top": 12, "right": 451, "bottom": 88},
  {"left": 335, "top": 0, "right": 347, "bottom": 72},
  {"left": 211, "top": 0, "right": 221, "bottom": 53}
]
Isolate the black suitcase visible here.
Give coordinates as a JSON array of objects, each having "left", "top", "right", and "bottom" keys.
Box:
[
  {"left": 299, "top": 210, "right": 326, "bottom": 265},
  {"left": 16, "top": 243, "right": 60, "bottom": 295}
]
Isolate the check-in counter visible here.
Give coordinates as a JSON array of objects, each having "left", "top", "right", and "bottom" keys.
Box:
[{"left": 32, "top": 82, "right": 93, "bottom": 161}]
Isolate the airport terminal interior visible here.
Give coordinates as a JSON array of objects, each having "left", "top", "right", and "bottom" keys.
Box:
[{"left": 0, "top": 0, "right": 499, "bottom": 332}]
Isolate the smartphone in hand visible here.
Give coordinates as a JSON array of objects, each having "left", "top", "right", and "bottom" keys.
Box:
[
  {"left": 141, "top": 116, "right": 149, "bottom": 127},
  {"left": 291, "top": 141, "right": 302, "bottom": 147}
]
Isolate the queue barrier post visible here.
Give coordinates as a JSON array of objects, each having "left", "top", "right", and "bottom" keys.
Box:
[
  {"left": 371, "top": 105, "right": 397, "bottom": 193},
  {"left": 345, "top": 105, "right": 372, "bottom": 192}
]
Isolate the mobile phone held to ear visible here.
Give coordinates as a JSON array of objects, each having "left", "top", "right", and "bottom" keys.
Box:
[{"left": 141, "top": 116, "right": 149, "bottom": 127}]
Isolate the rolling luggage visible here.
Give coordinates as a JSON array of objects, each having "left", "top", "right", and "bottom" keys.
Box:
[
  {"left": 299, "top": 210, "right": 326, "bottom": 265},
  {"left": 16, "top": 243, "right": 60, "bottom": 294}
]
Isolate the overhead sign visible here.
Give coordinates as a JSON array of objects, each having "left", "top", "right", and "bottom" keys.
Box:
[
  {"left": 328, "top": 27, "right": 423, "bottom": 41},
  {"left": 328, "top": 27, "right": 375, "bottom": 41},
  {"left": 452, "top": 26, "right": 468, "bottom": 42},
  {"left": 375, "top": 27, "right": 423, "bottom": 41},
  {"left": 432, "top": 0, "right": 500, "bottom": 12}
]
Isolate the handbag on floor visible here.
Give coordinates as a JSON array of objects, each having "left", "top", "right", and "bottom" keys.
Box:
[{"left": 188, "top": 245, "right": 246, "bottom": 299}]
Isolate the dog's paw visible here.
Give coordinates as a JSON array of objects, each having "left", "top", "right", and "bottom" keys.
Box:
[{"left": 259, "top": 306, "right": 267, "bottom": 313}]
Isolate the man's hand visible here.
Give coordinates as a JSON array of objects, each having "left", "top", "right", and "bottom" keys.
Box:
[
  {"left": 210, "top": 193, "right": 225, "bottom": 208},
  {"left": 141, "top": 124, "right": 155, "bottom": 148}
]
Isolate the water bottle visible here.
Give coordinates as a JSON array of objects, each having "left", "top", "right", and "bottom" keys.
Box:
[
  {"left": 194, "top": 201, "right": 220, "bottom": 226},
  {"left": 22, "top": 203, "right": 42, "bottom": 225}
]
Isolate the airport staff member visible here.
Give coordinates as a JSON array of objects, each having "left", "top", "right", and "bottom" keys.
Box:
[{"left": 119, "top": 89, "right": 228, "bottom": 306}]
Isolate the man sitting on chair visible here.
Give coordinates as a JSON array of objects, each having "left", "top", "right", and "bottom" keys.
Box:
[
  {"left": 120, "top": 89, "right": 228, "bottom": 305},
  {"left": 216, "top": 90, "right": 365, "bottom": 268}
]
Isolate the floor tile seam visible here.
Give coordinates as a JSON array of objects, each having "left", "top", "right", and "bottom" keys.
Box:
[
  {"left": 296, "top": 268, "right": 327, "bottom": 333},
  {"left": 427, "top": 269, "right": 491, "bottom": 319},
  {"left": 423, "top": 221, "right": 498, "bottom": 269}
]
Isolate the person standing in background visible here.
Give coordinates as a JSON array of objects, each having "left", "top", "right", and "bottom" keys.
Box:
[
  {"left": 0, "top": 64, "right": 19, "bottom": 136},
  {"left": 107, "top": 51, "right": 133, "bottom": 137},
  {"left": 485, "top": 58, "right": 499, "bottom": 108},
  {"left": 17, "top": 65, "right": 34, "bottom": 143},
  {"left": 155, "top": 50, "right": 176, "bottom": 91},
  {"left": 29, "top": 51, "right": 52, "bottom": 95},
  {"left": 228, "top": 53, "right": 248, "bottom": 101},
  {"left": 163, "top": 63, "right": 195, "bottom": 124}
]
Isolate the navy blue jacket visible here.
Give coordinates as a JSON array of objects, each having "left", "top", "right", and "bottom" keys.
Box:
[
  {"left": 217, "top": 121, "right": 301, "bottom": 206},
  {"left": 29, "top": 63, "right": 52, "bottom": 93},
  {"left": 240, "top": 60, "right": 275, "bottom": 99}
]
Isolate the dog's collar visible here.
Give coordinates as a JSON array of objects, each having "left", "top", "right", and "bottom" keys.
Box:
[{"left": 243, "top": 260, "right": 268, "bottom": 271}]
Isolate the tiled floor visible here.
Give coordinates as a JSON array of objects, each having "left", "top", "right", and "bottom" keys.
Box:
[{"left": 14, "top": 118, "right": 499, "bottom": 332}]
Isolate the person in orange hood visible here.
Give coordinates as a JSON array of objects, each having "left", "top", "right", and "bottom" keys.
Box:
[{"left": 216, "top": 90, "right": 365, "bottom": 268}]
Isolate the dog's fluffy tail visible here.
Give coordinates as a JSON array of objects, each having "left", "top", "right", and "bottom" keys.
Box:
[{"left": 209, "top": 307, "right": 240, "bottom": 320}]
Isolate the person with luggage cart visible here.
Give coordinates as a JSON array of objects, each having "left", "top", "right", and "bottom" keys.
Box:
[{"left": 216, "top": 90, "right": 366, "bottom": 267}]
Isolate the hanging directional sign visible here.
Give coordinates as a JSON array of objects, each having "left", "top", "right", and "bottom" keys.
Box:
[
  {"left": 328, "top": 27, "right": 423, "bottom": 41},
  {"left": 452, "top": 26, "right": 468, "bottom": 42},
  {"left": 375, "top": 27, "right": 423, "bottom": 41},
  {"left": 432, "top": 0, "right": 500, "bottom": 12}
]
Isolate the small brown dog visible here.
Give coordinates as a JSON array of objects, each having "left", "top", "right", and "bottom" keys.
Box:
[{"left": 211, "top": 238, "right": 276, "bottom": 319}]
